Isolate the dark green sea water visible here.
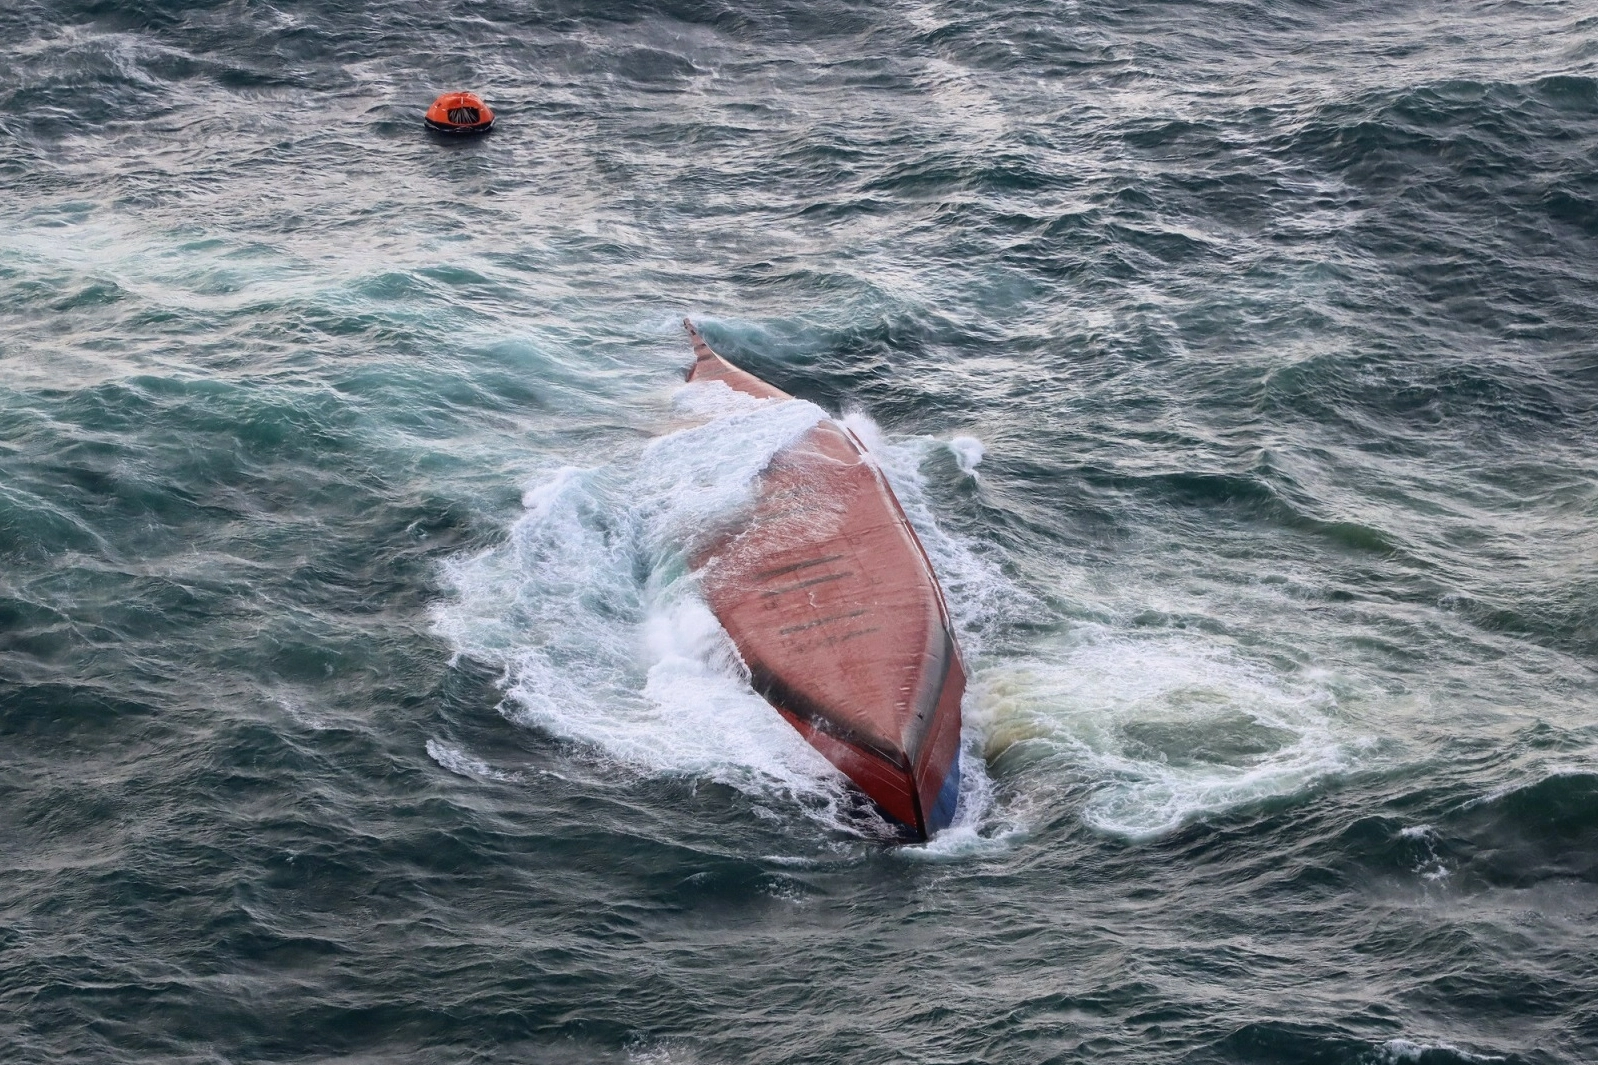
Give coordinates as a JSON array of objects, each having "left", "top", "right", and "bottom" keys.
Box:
[{"left": 3, "top": 1, "right": 1597, "bottom": 1062}]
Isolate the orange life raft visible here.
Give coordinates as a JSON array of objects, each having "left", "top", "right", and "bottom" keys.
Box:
[{"left": 424, "top": 91, "right": 495, "bottom": 134}]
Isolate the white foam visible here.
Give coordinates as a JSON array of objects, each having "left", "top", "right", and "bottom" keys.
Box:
[
  {"left": 1373, "top": 1038, "right": 1503, "bottom": 1064},
  {"left": 842, "top": 415, "right": 1015, "bottom": 658},
  {"left": 899, "top": 751, "right": 1030, "bottom": 861},
  {"left": 948, "top": 435, "right": 985, "bottom": 477},
  {"left": 666, "top": 377, "right": 774, "bottom": 420},
  {"left": 1398, "top": 823, "right": 1452, "bottom": 883},
  {"left": 971, "top": 627, "right": 1360, "bottom": 839},
  {"left": 628, "top": 1043, "right": 697, "bottom": 1065},
  {"left": 271, "top": 688, "right": 333, "bottom": 732},
  {"left": 425, "top": 738, "right": 523, "bottom": 783}
]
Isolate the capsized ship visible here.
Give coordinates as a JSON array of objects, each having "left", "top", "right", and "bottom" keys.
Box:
[{"left": 683, "top": 319, "right": 965, "bottom": 839}]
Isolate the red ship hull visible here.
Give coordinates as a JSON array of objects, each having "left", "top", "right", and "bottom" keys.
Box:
[{"left": 684, "top": 320, "right": 964, "bottom": 839}]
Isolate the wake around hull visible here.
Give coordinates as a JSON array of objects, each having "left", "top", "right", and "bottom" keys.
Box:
[{"left": 683, "top": 320, "right": 965, "bottom": 839}]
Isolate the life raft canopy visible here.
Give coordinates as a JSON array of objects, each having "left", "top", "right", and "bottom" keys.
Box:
[{"left": 424, "top": 91, "right": 495, "bottom": 135}]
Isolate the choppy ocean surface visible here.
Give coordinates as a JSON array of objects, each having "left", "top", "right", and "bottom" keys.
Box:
[{"left": 3, "top": 0, "right": 1597, "bottom": 1061}]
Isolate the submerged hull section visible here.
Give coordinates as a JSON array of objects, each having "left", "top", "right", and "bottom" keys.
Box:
[{"left": 683, "top": 320, "right": 964, "bottom": 839}]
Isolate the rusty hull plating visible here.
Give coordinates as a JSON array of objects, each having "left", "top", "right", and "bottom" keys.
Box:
[{"left": 683, "top": 319, "right": 964, "bottom": 839}]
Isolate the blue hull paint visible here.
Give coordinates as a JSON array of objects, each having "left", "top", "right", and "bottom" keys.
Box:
[{"left": 926, "top": 750, "right": 961, "bottom": 835}]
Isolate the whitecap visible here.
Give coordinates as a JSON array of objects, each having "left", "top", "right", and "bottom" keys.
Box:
[
  {"left": 1371, "top": 1038, "right": 1503, "bottom": 1064},
  {"left": 948, "top": 435, "right": 985, "bottom": 477},
  {"left": 425, "top": 738, "right": 522, "bottom": 783}
]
